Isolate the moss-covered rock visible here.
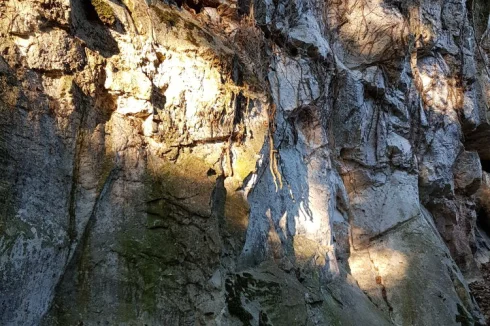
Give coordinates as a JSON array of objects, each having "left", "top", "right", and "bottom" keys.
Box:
[{"left": 91, "top": 0, "right": 116, "bottom": 26}]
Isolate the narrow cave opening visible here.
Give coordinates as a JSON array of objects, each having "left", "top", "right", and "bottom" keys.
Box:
[
  {"left": 481, "top": 159, "right": 490, "bottom": 173},
  {"left": 82, "top": 0, "right": 103, "bottom": 23},
  {"left": 174, "top": 0, "right": 208, "bottom": 13},
  {"left": 477, "top": 208, "right": 490, "bottom": 236},
  {"left": 184, "top": 0, "right": 203, "bottom": 13},
  {"left": 477, "top": 159, "right": 490, "bottom": 235},
  {"left": 382, "top": 0, "right": 408, "bottom": 16},
  {"left": 237, "top": 0, "right": 251, "bottom": 16}
]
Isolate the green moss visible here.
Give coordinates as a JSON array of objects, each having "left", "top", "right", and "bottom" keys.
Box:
[
  {"left": 96, "top": 153, "right": 115, "bottom": 194},
  {"left": 110, "top": 157, "right": 220, "bottom": 322},
  {"left": 152, "top": 6, "right": 181, "bottom": 28},
  {"left": 114, "top": 228, "right": 184, "bottom": 320},
  {"left": 91, "top": 0, "right": 116, "bottom": 26},
  {"left": 145, "top": 154, "right": 214, "bottom": 202},
  {"left": 455, "top": 303, "right": 474, "bottom": 326}
]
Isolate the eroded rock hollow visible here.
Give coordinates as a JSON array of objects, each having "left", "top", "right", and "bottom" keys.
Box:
[{"left": 1, "top": 0, "right": 490, "bottom": 325}]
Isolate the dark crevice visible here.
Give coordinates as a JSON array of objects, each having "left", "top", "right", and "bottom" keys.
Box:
[
  {"left": 175, "top": 0, "right": 222, "bottom": 12},
  {"left": 70, "top": 0, "right": 120, "bottom": 57},
  {"left": 381, "top": 0, "right": 414, "bottom": 17},
  {"left": 231, "top": 55, "right": 246, "bottom": 127},
  {"left": 481, "top": 160, "right": 490, "bottom": 173},
  {"left": 477, "top": 208, "right": 490, "bottom": 236},
  {"left": 381, "top": 284, "right": 394, "bottom": 313},
  {"left": 146, "top": 196, "right": 210, "bottom": 219},
  {"left": 184, "top": 0, "right": 203, "bottom": 13},
  {"left": 237, "top": 0, "right": 251, "bottom": 16},
  {"left": 175, "top": 0, "right": 210, "bottom": 13},
  {"left": 67, "top": 85, "right": 89, "bottom": 243},
  {"left": 44, "top": 167, "right": 119, "bottom": 323},
  {"left": 211, "top": 174, "right": 226, "bottom": 231},
  {"left": 81, "top": 0, "right": 103, "bottom": 23},
  {"left": 288, "top": 46, "right": 299, "bottom": 57},
  {"left": 478, "top": 159, "right": 490, "bottom": 239}
]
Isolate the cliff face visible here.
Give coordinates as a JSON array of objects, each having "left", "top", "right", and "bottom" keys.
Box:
[{"left": 1, "top": 0, "right": 490, "bottom": 325}]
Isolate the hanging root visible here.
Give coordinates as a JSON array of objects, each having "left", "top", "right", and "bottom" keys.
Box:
[
  {"left": 267, "top": 103, "right": 283, "bottom": 192},
  {"left": 269, "top": 135, "right": 283, "bottom": 192}
]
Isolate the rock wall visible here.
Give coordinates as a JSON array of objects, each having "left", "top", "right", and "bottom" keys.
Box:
[{"left": 0, "top": 0, "right": 490, "bottom": 325}]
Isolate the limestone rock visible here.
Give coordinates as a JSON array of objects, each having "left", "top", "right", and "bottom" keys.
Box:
[
  {"left": 453, "top": 151, "right": 483, "bottom": 195},
  {"left": 0, "top": 0, "right": 489, "bottom": 324}
]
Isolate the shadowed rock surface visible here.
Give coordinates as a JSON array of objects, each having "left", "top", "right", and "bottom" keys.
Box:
[
  {"left": 0, "top": 0, "right": 490, "bottom": 325},
  {"left": 470, "top": 263, "right": 490, "bottom": 323}
]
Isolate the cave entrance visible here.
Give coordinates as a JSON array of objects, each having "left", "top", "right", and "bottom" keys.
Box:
[
  {"left": 176, "top": 0, "right": 222, "bottom": 14},
  {"left": 184, "top": 0, "right": 203, "bottom": 13},
  {"left": 82, "top": 0, "right": 103, "bottom": 23},
  {"left": 477, "top": 159, "right": 490, "bottom": 235},
  {"left": 477, "top": 208, "right": 490, "bottom": 236},
  {"left": 481, "top": 160, "right": 490, "bottom": 173}
]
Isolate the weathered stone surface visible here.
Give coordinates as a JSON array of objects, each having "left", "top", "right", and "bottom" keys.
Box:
[
  {"left": 25, "top": 29, "right": 86, "bottom": 73},
  {"left": 476, "top": 172, "right": 490, "bottom": 243},
  {"left": 350, "top": 210, "right": 483, "bottom": 326},
  {"left": 454, "top": 151, "right": 482, "bottom": 195},
  {"left": 0, "top": 0, "right": 489, "bottom": 324},
  {"left": 347, "top": 170, "right": 419, "bottom": 247}
]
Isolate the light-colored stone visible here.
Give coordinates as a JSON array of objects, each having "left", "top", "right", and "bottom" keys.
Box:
[
  {"left": 453, "top": 151, "right": 482, "bottom": 195},
  {"left": 0, "top": 0, "right": 488, "bottom": 324}
]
